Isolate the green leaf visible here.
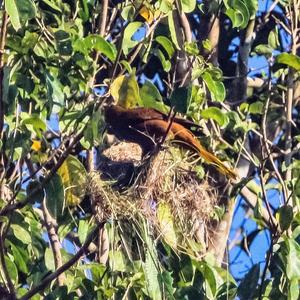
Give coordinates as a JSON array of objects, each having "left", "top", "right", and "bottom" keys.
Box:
[
  {"left": 157, "top": 201, "right": 177, "bottom": 247},
  {"left": 54, "top": 30, "right": 73, "bottom": 56},
  {"left": 276, "top": 53, "right": 300, "bottom": 71},
  {"left": 109, "top": 250, "right": 127, "bottom": 272},
  {"left": 110, "top": 74, "right": 141, "bottom": 108},
  {"left": 11, "top": 224, "right": 31, "bottom": 244},
  {"left": 140, "top": 80, "right": 168, "bottom": 113},
  {"left": 237, "top": 264, "right": 260, "bottom": 300},
  {"left": 46, "top": 71, "right": 65, "bottom": 114},
  {"left": 289, "top": 278, "right": 300, "bottom": 300},
  {"left": 155, "top": 36, "right": 175, "bottom": 58},
  {"left": 249, "top": 101, "right": 263, "bottom": 114},
  {"left": 254, "top": 44, "right": 273, "bottom": 56},
  {"left": 5, "top": 256, "right": 18, "bottom": 284},
  {"left": 202, "top": 71, "right": 225, "bottom": 102},
  {"left": 278, "top": 205, "right": 293, "bottom": 231},
  {"left": 194, "top": 261, "right": 217, "bottom": 297},
  {"left": 180, "top": 0, "right": 196, "bottom": 13},
  {"left": 184, "top": 41, "right": 199, "bottom": 56},
  {"left": 168, "top": 11, "right": 180, "bottom": 50},
  {"left": 5, "top": 0, "right": 36, "bottom": 31},
  {"left": 45, "top": 173, "right": 64, "bottom": 219},
  {"left": 40, "top": 0, "right": 62, "bottom": 13},
  {"left": 122, "top": 22, "right": 144, "bottom": 55},
  {"left": 159, "top": 0, "right": 173, "bottom": 13},
  {"left": 121, "top": 5, "right": 135, "bottom": 21},
  {"left": 57, "top": 155, "right": 87, "bottom": 206},
  {"left": 160, "top": 271, "right": 175, "bottom": 298},
  {"left": 201, "top": 107, "right": 229, "bottom": 127},
  {"left": 155, "top": 48, "right": 171, "bottom": 72},
  {"left": 224, "top": 0, "right": 250, "bottom": 29},
  {"left": 44, "top": 247, "right": 55, "bottom": 271},
  {"left": 74, "top": 35, "right": 117, "bottom": 61},
  {"left": 21, "top": 115, "right": 46, "bottom": 137},
  {"left": 286, "top": 238, "right": 300, "bottom": 280},
  {"left": 268, "top": 29, "right": 279, "bottom": 49},
  {"left": 82, "top": 112, "right": 103, "bottom": 149},
  {"left": 5, "top": 0, "right": 21, "bottom": 31},
  {"left": 170, "top": 85, "right": 193, "bottom": 114},
  {"left": 144, "top": 248, "right": 162, "bottom": 300},
  {"left": 202, "top": 39, "right": 212, "bottom": 52},
  {"left": 9, "top": 242, "right": 28, "bottom": 273},
  {"left": 78, "top": 220, "right": 89, "bottom": 244}
]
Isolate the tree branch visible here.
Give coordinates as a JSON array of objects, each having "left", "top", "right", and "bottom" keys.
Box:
[
  {"left": 0, "top": 127, "right": 85, "bottom": 217},
  {"left": 19, "top": 222, "right": 104, "bottom": 300},
  {"left": 42, "top": 200, "right": 66, "bottom": 286}
]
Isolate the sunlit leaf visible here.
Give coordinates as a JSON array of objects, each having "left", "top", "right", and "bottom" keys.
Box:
[
  {"left": 286, "top": 238, "right": 300, "bottom": 280},
  {"left": 74, "top": 35, "right": 117, "bottom": 61},
  {"left": 144, "top": 246, "right": 162, "bottom": 300},
  {"left": 5, "top": 256, "right": 18, "bottom": 284},
  {"left": 157, "top": 201, "right": 177, "bottom": 247},
  {"left": 202, "top": 71, "right": 225, "bottom": 102},
  {"left": 201, "top": 107, "right": 229, "bottom": 127},
  {"left": 180, "top": 0, "right": 196, "bottom": 13},
  {"left": 121, "top": 5, "right": 135, "bottom": 21},
  {"left": 122, "top": 22, "right": 144, "bottom": 55},
  {"left": 110, "top": 74, "right": 141, "bottom": 108},
  {"left": 5, "top": 0, "right": 36, "bottom": 31},
  {"left": 140, "top": 80, "right": 168, "bottom": 113},
  {"left": 57, "top": 155, "right": 87, "bottom": 206},
  {"left": 11, "top": 224, "right": 31, "bottom": 244},
  {"left": 276, "top": 53, "right": 300, "bottom": 71},
  {"left": 139, "top": 6, "right": 160, "bottom": 23},
  {"left": 155, "top": 36, "right": 175, "bottom": 58},
  {"left": 44, "top": 247, "right": 55, "bottom": 271},
  {"left": 168, "top": 11, "right": 180, "bottom": 50},
  {"left": 78, "top": 220, "right": 89, "bottom": 244}
]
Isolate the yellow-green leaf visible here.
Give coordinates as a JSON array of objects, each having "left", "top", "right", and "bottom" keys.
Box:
[
  {"left": 57, "top": 155, "right": 87, "bottom": 206},
  {"left": 157, "top": 201, "right": 177, "bottom": 247},
  {"left": 110, "top": 74, "right": 141, "bottom": 108}
]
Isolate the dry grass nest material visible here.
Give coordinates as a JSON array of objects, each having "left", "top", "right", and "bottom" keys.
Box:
[{"left": 87, "top": 142, "right": 219, "bottom": 240}]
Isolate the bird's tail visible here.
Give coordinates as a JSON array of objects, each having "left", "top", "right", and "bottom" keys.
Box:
[
  {"left": 171, "top": 123, "right": 237, "bottom": 179},
  {"left": 196, "top": 146, "right": 237, "bottom": 180}
]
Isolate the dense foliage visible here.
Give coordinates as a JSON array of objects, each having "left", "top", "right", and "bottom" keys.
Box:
[{"left": 0, "top": 0, "right": 300, "bottom": 299}]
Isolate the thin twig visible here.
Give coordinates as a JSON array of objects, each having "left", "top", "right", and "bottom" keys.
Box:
[
  {"left": 258, "top": 237, "right": 274, "bottom": 300},
  {"left": 261, "top": 62, "right": 288, "bottom": 204},
  {"left": 99, "top": 0, "right": 109, "bottom": 36}
]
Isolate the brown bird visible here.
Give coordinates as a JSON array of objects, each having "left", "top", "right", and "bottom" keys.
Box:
[{"left": 104, "top": 105, "right": 237, "bottom": 179}]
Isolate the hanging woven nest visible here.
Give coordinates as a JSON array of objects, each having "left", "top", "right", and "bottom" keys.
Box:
[{"left": 87, "top": 142, "right": 222, "bottom": 251}]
